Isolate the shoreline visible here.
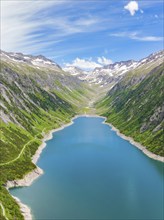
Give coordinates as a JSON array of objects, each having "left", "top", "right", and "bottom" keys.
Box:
[
  {"left": 102, "top": 117, "right": 164, "bottom": 163},
  {"left": 6, "top": 117, "right": 77, "bottom": 220},
  {"left": 6, "top": 114, "right": 164, "bottom": 220},
  {"left": 77, "top": 114, "right": 164, "bottom": 162}
]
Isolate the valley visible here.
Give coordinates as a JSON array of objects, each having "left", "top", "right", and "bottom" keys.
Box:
[{"left": 0, "top": 50, "right": 164, "bottom": 220}]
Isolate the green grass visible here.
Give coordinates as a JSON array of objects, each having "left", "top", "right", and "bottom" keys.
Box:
[
  {"left": 96, "top": 64, "right": 164, "bottom": 156},
  {"left": 0, "top": 113, "right": 75, "bottom": 219},
  {"left": 0, "top": 55, "right": 99, "bottom": 219},
  {"left": 1, "top": 54, "right": 163, "bottom": 220}
]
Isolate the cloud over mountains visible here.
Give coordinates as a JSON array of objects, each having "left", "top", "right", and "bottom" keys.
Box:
[{"left": 65, "top": 57, "right": 113, "bottom": 70}]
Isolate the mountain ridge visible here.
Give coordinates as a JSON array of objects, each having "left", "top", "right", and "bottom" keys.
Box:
[
  {"left": 96, "top": 63, "right": 164, "bottom": 156},
  {"left": 0, "top": 49, "right": 164, "bottom": 220},
  {"left": 0, "top": 50, "right": 95, "bottom": 219},
  {"left": 64, "top": 50, "right": 164, "bottom": 86},
  {"left": 0, "top": 50, "right": 61, "bottom": 70}
]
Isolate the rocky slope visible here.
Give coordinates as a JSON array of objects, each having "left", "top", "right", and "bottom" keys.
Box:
[
  {"left": 0, "top": 49, "right": 163, "bottom": 220},
  {"left": 0, "top": 50, "right": 94, "bottom": 220},
  {"left": 0, "top": 50, "right": 95, "bottom": 165},
  {"left": 96, "top": 62, "right": 164, "bottom": 156},
  {"left": 1, "top": 50, "right": 61, "bottom": 69}
]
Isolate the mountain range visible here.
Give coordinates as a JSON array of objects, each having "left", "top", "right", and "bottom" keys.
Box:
[
  {"left": 0, "top": 49, "right": 164, "bottom": 220},
  {"left": 64, "top": 50, "right": 163, "bottom": 87}
]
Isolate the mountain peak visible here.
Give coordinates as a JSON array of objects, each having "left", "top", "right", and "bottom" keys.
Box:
[
  {"left": 63, "top": 50, "right": 164, "bottom": 87},
  {"left": 0, "top": 50, "right": 61, "bottom": 69}
]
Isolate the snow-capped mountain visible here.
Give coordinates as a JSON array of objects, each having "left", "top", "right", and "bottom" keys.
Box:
[
  {"left": 87, "top": 60, "right": 138, "bottom": 85},
  {"left": 93, "top": 60, "right": 137, "bottom": 77},
  {"left": 63, "top": 50, "right": 164, "bottom": 86},
  {"left": 0, "top": 50, "right": 61, "bottom": 70},
  {"left": 2, "top": 49, "right": 163, "bottom": 87},
  {"left": 63, "top": 66, "right": 91, "bottom": 81},
  {"left": 63, "top": 66, "right": 85, "bottom": 76}
]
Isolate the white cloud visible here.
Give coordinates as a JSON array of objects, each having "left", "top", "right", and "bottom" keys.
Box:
[
  {"left": 65, "top": 57, "right": 113, "bottom": 70},
  {"left": 132, "top": 35, "right": 163, "bottom": 41},
  {"left": 65, "top": 58, "right": 102, "bottom": 70},
  {"left": 1, "top": 1, "right": 65, "bottom": 53},
  {"left": 1, "top": 1, "right": 106, "bottom": 54},
  {"left": 111, "top": 32, "right": 163, "bottom": 42},
  {"left": 97, "top": 56, "right": 113, "bottom": 65},
  {"left": 124, "top": 1, "right": 139, "bottom": 16}
]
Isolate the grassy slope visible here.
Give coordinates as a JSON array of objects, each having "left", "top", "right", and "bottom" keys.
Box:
[
  {"left": 96, "top": 64, "right": 164, "bottom": 156},
  {"left": 0, "top": 60, "right": 94, "bottom": 219},
  {"left": 1, "top": 53, "right": 163, "bottom": 219}
]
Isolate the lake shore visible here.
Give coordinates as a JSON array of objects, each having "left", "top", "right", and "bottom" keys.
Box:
[
  {"left": 102, "top": 117, "right": 164, "bottom": 163},
  {"left": 6, "top": 117, "right": 76, "bottom": 220},
  {"left": 80, "top": 114, "right": 164, "bottom": 162},
  {"left": 6, "top": 114, "right": 163, "bottom": 219}
]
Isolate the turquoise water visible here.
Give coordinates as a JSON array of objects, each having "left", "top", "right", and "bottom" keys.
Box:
[{"left": 10, "top": 117, "right": 164, "bottom": 220}]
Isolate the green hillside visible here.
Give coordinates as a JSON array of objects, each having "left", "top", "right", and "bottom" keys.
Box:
[
  {"left": 0, "top": 50, "right": 163, "bottom": 219},
  {"left": 96, "top": 64, "right": 164, "bottom": 156},
  {"left": 0, "top": 57, "right": 94, "bottom": 219}
]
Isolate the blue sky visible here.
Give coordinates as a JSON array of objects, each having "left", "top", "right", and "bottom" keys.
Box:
[{"left": 1, "top": 0, "right": 163, "bottom": 69}]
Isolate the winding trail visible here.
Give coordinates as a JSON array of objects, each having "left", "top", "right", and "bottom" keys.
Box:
[
  {"left": 0, "top": 120, "right": 65, "bottom": 167},
  {"left": 0, "top": 128, "right": 47, "bottom": 166},
  {"left": 0, "top": 202, "right": 9, "bottom": 220},
  {"left": 0, "top": 137, "right": 38, "bottom": 166}
]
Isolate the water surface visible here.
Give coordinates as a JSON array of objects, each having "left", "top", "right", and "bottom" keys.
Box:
[{"left": 10, "top": 117, "right": 164, "bottom": 219}]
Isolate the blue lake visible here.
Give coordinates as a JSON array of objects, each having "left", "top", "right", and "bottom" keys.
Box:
[{"left": 10, "top": 116, "right": 164, "bottom": 219}]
